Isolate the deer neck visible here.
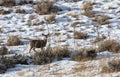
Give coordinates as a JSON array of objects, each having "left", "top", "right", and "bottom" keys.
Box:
[{"left": 44, "top": 38, "right": 47, "bottom": 43}]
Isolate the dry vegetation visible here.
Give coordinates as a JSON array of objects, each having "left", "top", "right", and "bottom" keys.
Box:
[
  {"left": 71, "top": 47, "right": 97, "bottom": 61},
  {"left": 102, "top": 58, "right": 120, "bottom": 73},
  {"left": 16, "top": 9, "right": 26, "bottom": 13},
  {"left": 27, "top": 19, "right": 45, "bottom": 26},
  {"left": 7, "top": 35, "right": 23, "bottom": 46},
  {"left": 34, "top": 0, "right": 59, "bottom": 15},
  {"left": 71, "top": 21, "right": 85, "bottom": 27},
  {"left": 74, "top": 31, "right": 88, "bottom": 39},
  {"left": 67, "top": 12, "right": 79, "bottom": 19},
  {"left": 45, "top": 14, "right": 56, "bottom": 24},
  {"left": 93, "top": 14, "right": 111, "bottom": 25},
  {"left": 0, "top": 0, "right": 15, "bottom": 7},
  {"left": 64, "top": 0, "right": 80, "bottom": 2},
  {"left": 34, "top": 47, "right": 70, "bottom": 64},
  {"left": 92, "top": 35, "right": 106, "bottom": 43},
  {"left": 0, "top": 0, "right": 33, "bottom": 7},
  {"left": 0, "top": 54, "right": 30, "bottom": 73},
  {"left": 0, "top": 9, "right": 11, "bottom": 15},
  {"left": 82, "top": 2, "right": 94, "bottom": 17},
  {"left": 0, "top": 46, "right": 8, "bottom": 55},
  {"left": 99, "top": 39, "right": 120, "bottom": 53},
  {"left": 34, "top": 46, "right": 71, "bottom": 65}
]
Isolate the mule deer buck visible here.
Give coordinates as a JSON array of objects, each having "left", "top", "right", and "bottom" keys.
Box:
[{"left": 29, "top": 34, "right": 49, "bottom": 53}]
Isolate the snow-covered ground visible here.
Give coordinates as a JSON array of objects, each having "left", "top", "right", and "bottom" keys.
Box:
[{"left": 0, "top": 0, "right": 120, "bottom": 77}]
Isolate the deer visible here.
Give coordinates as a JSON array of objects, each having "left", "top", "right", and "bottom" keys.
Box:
[{"left": 29, "top": 34, "right": 49, "bottom": 53}]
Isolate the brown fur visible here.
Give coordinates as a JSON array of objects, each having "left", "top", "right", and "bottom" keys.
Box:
[{"left": 29, "top": 34, "right": 49, "bottom": 53}]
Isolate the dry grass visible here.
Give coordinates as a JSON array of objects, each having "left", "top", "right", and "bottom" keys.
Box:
[
  {"left": 93, "top": 14, "right": 111, "bottom": 25},
  {"left": 82, "top": 2, "right": 94, "bottom": 17},
  {"left": 0, "top": 55, "right": 31, "bottom": 74},
  {"left": 74, "top": 31, "right": 88, "bottom": 39},
  {"left": 33, "top": 50, "right": 53, "bottom": 65},
  {"left": 71, "top": 47, "right": 97, "bottom": 61},
  {"left": 64, "top": 0, "right": 80, "bottom": 2},
  {"left": 102, "top": 58, "right": 120, "bottom": 73},
  {"left": 17, "top": 71, "right": 25, "bottom": 76},
  {"left": 54, "top": 32, "right": 61, "bottom": 36},
  {"left": 7, "top": 35, "right": 23, "bottom": 46},
  {"left": 45, "top": 14, "right": 56, "bottom": 24},
  {"left": 0, "top": 57, "right": 15, "bottom": 68},
  {"left": 0, "top": 0, "right": 33, "bottom": 7},
  {"left": 0, "top": 9, "right": 11, "bottom": 15},
  {"left": 0, "top": 64, "right": 7, "bottom": 74},
  {"left": 71, "top": 21, "right": 85, "bottom": 27},
  {"left": 29, "top": 14, "right": 37, "bottom": 20},
  {"left": 73, "top": 64, "right": 87, "bottom": 73},
  {"left": 0, "top": 0, "right": 15, "bottom": 7},
  {"left": 67, "top": 12, "right": 78, "bottom": 18},
  {"left": 34, "top": 0, "right": 59, "bottom": 15},
  {"left": 72, "top": 0, "right": 80, "bottom": 2},
  {"left": 0, "top": 46, "right": 8, "bottom": 55},
  {"left": 27, "top": 19, "right": 44, "bottom": 26},
  {"left": 34, "top": 46, "right": 71, "bottom": 65},
  {"left": 99, "top": 39, "right": 120, "bottom": 53},
  {"left": 92, "top": 35, "right": 106, "bottom": 43},
  {"left": 16, "top": 9, "right": 26, "bottom": 14},
  {"left": 52, "top": 46, "right": 70, "bottom": 60}
]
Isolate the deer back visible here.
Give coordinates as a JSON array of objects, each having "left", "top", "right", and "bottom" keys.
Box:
[{"left": 35, "top": 40, "right": 47, "bottom": 48}]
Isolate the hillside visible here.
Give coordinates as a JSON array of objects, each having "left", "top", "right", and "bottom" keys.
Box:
[{"left": 0, "top": 0, "right": 120, "bottom": 77}]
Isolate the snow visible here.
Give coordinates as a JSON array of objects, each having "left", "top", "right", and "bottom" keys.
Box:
[{"left": 0, "top": 0, "right": 120, "bottom": 77}]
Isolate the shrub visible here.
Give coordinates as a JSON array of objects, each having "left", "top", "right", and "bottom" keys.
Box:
[
  {"left": 0, "top": 64, "right": 7, "bottom": 74},
  {"left": 74, "top": 31, "right": 88, "bottom": 39},
  {"left": 33, "top": 50, "right": 53, "bottom": 65},
  {"left": 16, "top": 9, "right": 26, "bottom": 14},
  {"left": 0, "top": 0, "right": 33, "bottom": 6},
  {"left": 0, "top": 0, "right": 15, "bottom": 7},
  {"left": 13, "top": 55, "right": 30, "bottom": 64},
  {"left": 0, "top": 54, "right": 31, "bottom": 73},
  {"left": 72, "top": 0, "right": 80, "bottom": 2},
  {"left": 108, "top": 59, "right": 120, "bottom": 72},
  {"left": 71, "top": 48, "right": 97, "bottom": 61},
  {"left": 0, "top": 56, "right": 15, "bottom": 69},
  {"left": 27, "top": 19, "right": 44, "bottom": 26},
  {"left": 0, "top": 9, "right": 11, "bottom": 14},
  {"left": 0, "top": 46, "right": 8, "bottom": 55},
  {"left": 82, "top": 2, "right": 94, "bottom": 17},
  {"left": 93, "top": 14, "right": 111, "bottom": 25},
  {"left": 67, "top": 12, "right": 78, "bottom": 18},
  {"left": 52, "top": 46, "right": 70, "bottom": 60},
  {"left": 34, "top": 46, "right": 71, "bottom": 65},
  {"left": 45, "top": 14, "right": 56, "bottom": 24},
  {"left": 71, "top": 21, "right": 85, "bottom": 27},
  {"left": 92, "top": 35, "right": 106, "bottom": 43},
  {"left": 7, "top": 35, "right": 23, "bottom": 46},
  {"left": 102, "top": 58, "right": 120, "bottom": 73},
  {"left": 34, "top": 0, "right": 59, "bottom": 15},
  {"left": 99, "top": 39, "right": 120, "bottom": 53},
  {"left": 29, "top": 14, "right": 37, "bottom": 20}
]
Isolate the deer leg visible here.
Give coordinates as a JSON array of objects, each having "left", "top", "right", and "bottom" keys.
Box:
[
  {"left": 33, "top": 47, "right": 36, "bottom": 52},
  {"left": 29, "top": 47, "right": 32, "bottom": 53}
]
